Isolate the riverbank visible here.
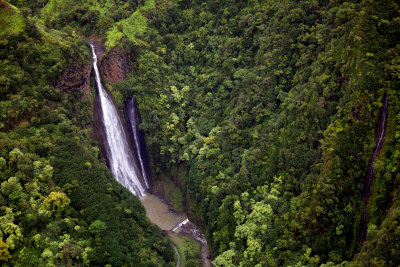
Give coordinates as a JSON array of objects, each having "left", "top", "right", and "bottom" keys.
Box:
[{"left": 169, "top": 233, "right": 185, "bottom": 267}]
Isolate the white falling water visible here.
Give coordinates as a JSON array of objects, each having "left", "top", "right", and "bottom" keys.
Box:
[
  {"left": 125, "top": 97, "right": 150, "bottom": 188},
  {"left": 91, "top": 44, "right": 148, "bottom": 198},
  {"left": 171, "top": 218, "right": 189, "bottom": 232},
  {"left": 364, "top": 94, "right": 389, "bottom": 191}
]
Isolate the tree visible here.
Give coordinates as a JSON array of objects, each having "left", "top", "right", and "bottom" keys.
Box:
[
  {"left": 0, "top": 239, "right": 11, "bottom": 262},
  {"left": 43, "top": 192, "right": 71, "bottom": 212},
  {"left": 88, "top": 220, "right": 107, "bottom": 235}
]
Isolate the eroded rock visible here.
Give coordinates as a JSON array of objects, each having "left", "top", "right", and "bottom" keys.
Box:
[{"left": 100, "top": 46, "right": 131, "bottom": 83}]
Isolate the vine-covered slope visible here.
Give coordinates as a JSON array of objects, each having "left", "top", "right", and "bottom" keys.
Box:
[{"left": 117, "top": 0, "right": 400, "bottom": 265}]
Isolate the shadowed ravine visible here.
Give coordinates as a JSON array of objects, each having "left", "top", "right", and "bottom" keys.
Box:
[{"left": 355, "top": 94, "right": 389, "bottom": 253}]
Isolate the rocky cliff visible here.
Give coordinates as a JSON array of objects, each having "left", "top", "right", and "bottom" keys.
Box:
[
  {"left": 56, "top": 63, "right": 92, "bottom": 95},
  {"left": 100, "top": 46, "right": 131, "bottom": 83}
]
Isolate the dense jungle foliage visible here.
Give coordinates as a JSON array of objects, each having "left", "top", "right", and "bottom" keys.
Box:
[
  {"left": 1, "top": 0, "right": 400, "bottom": 266},
  {"left": 0, "top": 1, "right": 174, "bottom": 266}
]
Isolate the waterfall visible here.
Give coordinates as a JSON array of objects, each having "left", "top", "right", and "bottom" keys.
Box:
[
  {"left": 355, "top": 94, "right": 389, "bottom": 253},
  {"left": 124, "top": 97, "right": 151, "bottom": 188},
  {"left": 90, "top": 44, "right": 210, "bottom": 265},
  {"left": 91, "top": 44, "right": 148, "bottom": 198},
  {"left": 363, "top": 95, "right": 389, "bottom": 195}
]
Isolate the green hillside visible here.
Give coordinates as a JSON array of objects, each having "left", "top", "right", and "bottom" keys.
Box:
[
  {"left": 0, "top": 1, "right": 173, "bottom": 266},
  {"left": 1, "top": 0, "right": 399, "bottom": 266}
]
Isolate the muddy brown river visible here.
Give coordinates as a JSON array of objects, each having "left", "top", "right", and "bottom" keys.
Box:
[
  {"left": 141, "top": 193, "right": 187, "bottom": 230},
  {"left": 141, "top": 193, "right": 211, "bottom": 267}
]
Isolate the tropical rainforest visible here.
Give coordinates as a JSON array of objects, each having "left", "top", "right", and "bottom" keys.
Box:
[{"left": 0, "top": 0, "right": 399, "bottom": 266}]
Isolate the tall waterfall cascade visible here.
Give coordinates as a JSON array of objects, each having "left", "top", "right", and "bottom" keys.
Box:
[{"left": 91, "top": 44, "right": 149, "bottom": 198}]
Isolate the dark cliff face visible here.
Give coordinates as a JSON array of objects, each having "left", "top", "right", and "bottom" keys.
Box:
[
  {"left": 56, "top": 41, "right": 128, "bottom": 96},
  {"left": 56, "top": 63, "right": 92, "bottom": 95},
  {"left": 92, "top": 92, "right": 110, "bottom": 163},
  {"left": 100, "top": 46, "right": 131, "bottom": 83}
]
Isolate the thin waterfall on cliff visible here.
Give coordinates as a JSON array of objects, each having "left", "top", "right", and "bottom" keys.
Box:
[
  {"left": 363, "top": 94, "right": 389, "bottom": 195},
  {"left": 124, "top": 97, "right": 151, "bottom": 188},
  {"left": 91, "top": 44, "right": 149, "bottom": 198},
  {"left": 355, "top": 94, "right": 389, "bottom": 253}
]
